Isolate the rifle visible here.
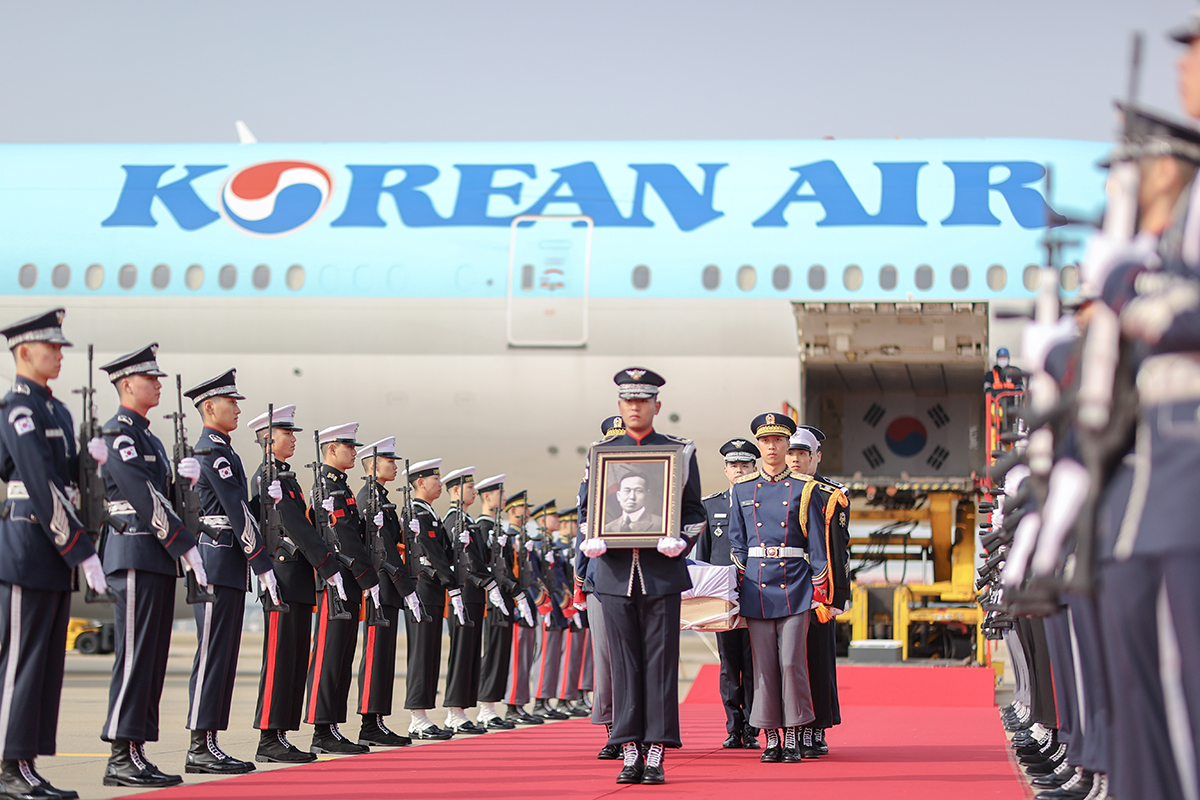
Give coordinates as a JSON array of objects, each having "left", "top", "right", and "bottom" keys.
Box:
[
  {"left": 253, "top": 404, "right": 289, "bottom": 613},
  {"left": 448, "top": 490, "right": 475, "bottom": 627},
  {"left": 73, "top": 344, "right": 121, "bottom": 603},
  {"left": 397, "top": 457, "right": 432, "bottom": 622},
  {"left": 356, "top": 448, "right": 388, "bottom": 629},
  {"left": 164, "top": 374, "right": 215, "bottom": 604},
  {"left": 485, "top": 481, "right": 511, "bottom": 613},
  {"left": 307, "top": 431, "right": 354, "bottom": 622}
]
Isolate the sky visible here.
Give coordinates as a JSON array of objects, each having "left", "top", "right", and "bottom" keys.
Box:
[{"left": 0, "top": 0, "right": 1196, "bottom": 144}]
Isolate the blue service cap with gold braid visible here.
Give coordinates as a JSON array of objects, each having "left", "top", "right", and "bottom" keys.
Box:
[
  {"left": 558, "top": 505, "right": 578, "bottom": 522},
  {"left": 0, "top": 308, "right": 72, "bottom": 349},
  {"left": 101, "top": 343, "right": 168, "bottom": 382},
  {"left": 504, "top": 490, "right": 528, "bottom": 510},
  {"left": 751, "top": 412, "right": 797, "bottom": 439},
  {"left": 601, "top": 415, "right": 626, "bottom": 437},
  {"left": 531, "top": 499, "right": 557, "bottom": 519},
  {"left": 614, "top": 367, "right": 665, "bottom": 399}
]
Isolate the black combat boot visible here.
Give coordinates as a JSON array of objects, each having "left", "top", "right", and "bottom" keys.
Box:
[
  {"left": 256, "top": 729, "right": 317, "bottom": 763},
  {"left": 103, "top": 740, "right": 181, "bottom": 787},
  {"left": 185, "top": 730, "right": 255, "bottom": 774}
]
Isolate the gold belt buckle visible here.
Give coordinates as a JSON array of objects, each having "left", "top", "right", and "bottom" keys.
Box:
[{"left": 766, "top": 546, "right": 779, "bottom": 558}]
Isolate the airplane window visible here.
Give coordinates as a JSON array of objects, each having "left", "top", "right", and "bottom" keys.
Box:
[
  {"left": 51, "top": 264, "right": 70, "bottom": 290},
  {"left": 118, "top": 264, "right": 137, "bottom": 290},
  {"left": 1060, "top": 264, "right": 1079, "bottom": 291},
  {"left": 987, "top": 264, "right": 1007, "bottom": 291},
  {"left": 85, "top": 264, "right": 104, "bottom": 290},
  {"left": 253, "top": 265, "right": 271, "bottom": 290},
  {"left": 914, "top": 264, "right": 933, "bottom": 291},
  {"left": 632, "top": 265, "right": 651, "bottom": 290},
  {"left": 151, "top": 264, "right": 170, "bottom": 290},
  {"left": 843, "top": 264, "right": 863, "bottom": 291},
  {"left": 287, "top": 265, "right": 305, "bottom": 291},
  {"left": 879, "top": 265, "right": 897, "bottom": 290},
  {"left": 18, "top": 264, "right": 36, "bottom": 289},
  {"left": 521, "top": 264, "right": 534, "bottom": 291},
  {"left": 1023, "top": 264, "right": 1041, "bottom": 291},
  {"left": 185, "top": 265, "right": 204, "bottom": 290},
  {"left": 773, "top": 265, "right": 791, "bottom": 290},
  {"left": 702, "top": 265, "right": 720, "bottom": 290},
  {"left": 737, "top": 265, "right": 756, "bottom": 291},
  {"left": 951, "top": 264, "right": 970, "bottom": 291},
  {"left": 219, "top": 264, "right": 237, "bottom": 290},
  {"left": 808, "top": 265, "right": 826, "bottom": 291}
]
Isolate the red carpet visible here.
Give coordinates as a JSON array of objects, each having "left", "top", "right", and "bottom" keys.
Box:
[{"left": 143, "top": 665, "right": 1027, "bottom": 800}]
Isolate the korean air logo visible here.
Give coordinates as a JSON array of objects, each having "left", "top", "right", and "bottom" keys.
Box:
[{"left": 217, "top": 161, "right": 333, "bottom": 238}]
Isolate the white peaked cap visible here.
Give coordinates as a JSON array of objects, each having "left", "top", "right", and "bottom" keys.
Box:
[
  {"left": 318, "top": 422, "right": 361, "bottom": 446},
  {"left": 404, "top": 458, "right": 443, "bottom": 480},
  {"left": 475, "top": 474, "right": 506, "bottom": 492},
  {"left": 789, "top": 429, "right": 820, "bottom": 452},
  {"left": 248, "top": 404, "right": 300, "bottom": 433},
  {"left": 442, "top": 466, "right": 476, "bottom": 487},
  {"left": 357, "top": 436, "right": 397, "bottom": 460}
]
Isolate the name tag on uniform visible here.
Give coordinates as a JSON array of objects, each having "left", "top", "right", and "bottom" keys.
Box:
[
  {"left": 714, "top": 513, "right": 726, "bottom": 519},
  {"left": 741, "top": 500, "right": 753, "bottom": 507},
  {"left": 143, "top": 455, "right": 156, "bottom": 462},
  {"left": 44, "top": 428, "right": 63, "bottom": 438}
]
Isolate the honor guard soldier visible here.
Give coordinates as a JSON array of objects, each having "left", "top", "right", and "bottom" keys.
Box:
[
  {"left": 355, "top": 437, "right": 421, "bottom": 747},
  {"left": 554, "top": 506, "right": 591, "bottom": 717},
  {"left": 532, "top": 500, "right": 572, "bottom": 720},
  {"left": 246, "top": 405, "right": 343, "bottom": 763},
  {"left": 574, "top": 416, "right": 627, "bottom": 759},
  {"left": 304, "top": 422, "right": 381, "bottom": 755},
  {"left": 728, "top": 413, "right": 832, "bottom": 764},
  {"left": 182, "top": 369, "right": 279, "bottom": 774},
  {"left": 442, "top": 467, "right": 507, "bottom": 734},
  {"left": 473, "top": 473, "right": 524, "bottom": 730},
  {"left": 503, "top": 490, "right": 544, "bottom": 726},
  {"left": 578, "top": 368, "right": 706, "bottom": 785},
  {"left": 696, "top": 438, "right": 761, "bottom": 750},
  {"left": 98, "top": 345, "right": 206, "bottom": 787},
  {"left": 403, "top": 458, "right": 465, "bottom": 738},
  {"left": 792, "top": 425, "right": 850, "bottom": 758},
  {"left": 0, "top": 310, "right": 106, "bottom": 800}
]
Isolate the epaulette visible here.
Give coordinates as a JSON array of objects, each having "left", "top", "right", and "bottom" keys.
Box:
[
  {"left": 734, "top": 470, "right": 760, "bottom": 484},
  {"left": 815, "top": 481, "right": 846, "bottom": 495},
  {"left": 789, "top": 471, "right": 814, "bottom": 481},
  {"left": 661, "top": 433, "right": 693, "bottom": 445},
  {"left": 702, "top": 491, "right": 723, "bottom": 500}
]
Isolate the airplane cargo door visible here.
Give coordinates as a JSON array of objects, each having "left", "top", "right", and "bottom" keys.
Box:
[{"left": 506, "top": 215, "right": 592, "bottom": 347}]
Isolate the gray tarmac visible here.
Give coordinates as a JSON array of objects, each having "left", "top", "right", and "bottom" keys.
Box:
[{"left": 43, "top": 623, "right": 721, "bottom": 800}]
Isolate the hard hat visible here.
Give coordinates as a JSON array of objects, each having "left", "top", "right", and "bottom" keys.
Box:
[{"left": 996, "top": 347, "right": 1010, "bottom": 358}]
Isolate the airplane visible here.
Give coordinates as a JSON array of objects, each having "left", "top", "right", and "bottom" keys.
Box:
[{"left": 0, "top": 137, "right": 1109, "bottom": 618}]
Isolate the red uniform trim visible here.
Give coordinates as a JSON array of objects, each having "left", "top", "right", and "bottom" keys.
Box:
[
  {"left": 360, "top": 623, "right": 376, "bottom": 713},
  {"left": 558, "top": 629, "right": 573, "bottom": 697},
  {"left": 536, "top": 623, "right": 550, "bottom": 696},
  {"left": 306, "top": 592, "right": 329, "bottom": 724},
  {"left": 259, "top": 610, "right": 280, "bottom": 728},
  {"left": 509, "top": 625, "right": 522, "bottom": 701}
]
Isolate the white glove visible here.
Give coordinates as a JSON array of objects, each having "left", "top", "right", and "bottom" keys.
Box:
[
  {"left": 449, "top": 590, "right": 466, "bottom": 625},
  {"left": 524, "top": 539, "right": 536, "bottom": 553},
  {"left": 259, "top": 570, "right": 281, "bottom": 606},
  {"left": 373, "top": 511, "right": 385, "bottom": 529},
  {"left": 571, "top": 613, "right": 584, "bottom": 629},
  {"left": 458, "top": 530, "right": 471, "bottom": 545},
  {"left": 580, "top": 538, "right": 608, "bottom": 557},
  {"left": 326, "top": 571, "right": 347, "bottom": 601},
  {"left": 656, "top": 536, "right": 687, "bottom": 558},
  {"left": 487, "top": 585, "right": 508, "bottom": 615},
  {"left": 404, "top": 591, "right": 422, "bottom": 619},
  {"left": 516, "top": 595, "right": 534, "bottom": 626},
  {"left": 368, "top": 584, "right": 381, "bottom": 608},
  {"left": 181, "top": 546, "right": 208, "bottom": 588},
  {"left": 178, "top": 456, "right": 201, "bottom": 486},
  {"left": 543, "top": 550, "right": 555, "bottom": 565},
  {"left": 266, "top": 479, "right": 283, "bottom": 505},
  {"left": 322, "top": 496, "right": 335, "bottom": 514},
  {"left": 525, "top": 520, "right": 540, "bottom": 537},
  {"left": 80, "top": 553, "right": 108, "bottom": 594},
  {"left": 87, "top": 436, "right": 108, "bottom": 466},
  {"left": 811, "top": 600, "right": 823, "bottom": 610},
  {"left": 409, "top": 519, "right": 420, "bottom": 534},
  {"left": 497, "top": 534, "right": 508, "bottom": 547}
]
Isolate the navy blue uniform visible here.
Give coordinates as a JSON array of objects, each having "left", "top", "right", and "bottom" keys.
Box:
[
  {"left": 405, "top": 498, "right": 457, "bottom": 710},
  {"left": 443, "top": 505, "right": 494, "bottom": 710},
  {"left": 100, "top": 406, "right": 198, "bottom": 744},
  {"left": 579, "top": 428, "right": 705, "bottom": 749},
  {"left": 0, "top": 375, "right": 95, "bottom": 760},
  {"left": 188, "top": 426, "right": 273, "bottom": 732},
  {"left": 808, "top": 475, "right": 849, "bottom": 734}
]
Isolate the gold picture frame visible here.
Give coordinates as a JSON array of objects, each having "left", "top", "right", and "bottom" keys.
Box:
[{"left": 587, "top": 444, "right": 684, "bottom": 548}]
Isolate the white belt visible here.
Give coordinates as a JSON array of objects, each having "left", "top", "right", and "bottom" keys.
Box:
[
  {"left": 106, "top": 500, "right": 135, "bottom": 515},
  {"left": 1138, "top": 353, "right": 1200, "bottom": 405},
  {"left": 749, "top": 546, "right": 808, "bottom": 560},
  {"left": 200, "top": 515, "right": 231, "bottom": 530},
  {"left": 5, "top": 481, "right": 27, "bottom": 500}
]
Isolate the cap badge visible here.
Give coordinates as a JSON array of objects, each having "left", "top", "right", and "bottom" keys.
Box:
[
  {"left": 626, "top": 369, "right": 646, "bottom": 381},
  {"left": 765, "top": 414, "right": 776, "bottom": 425},
  {"left": 614, "top": 416, "right": 623, "bottom": 427},
  {"left": 731, "top": 440, "right": 745, "bottom": 448}
]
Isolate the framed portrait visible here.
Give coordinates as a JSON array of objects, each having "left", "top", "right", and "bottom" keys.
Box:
[{"left": 587, "top": 444, "right": 684, "bottom": 548}]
